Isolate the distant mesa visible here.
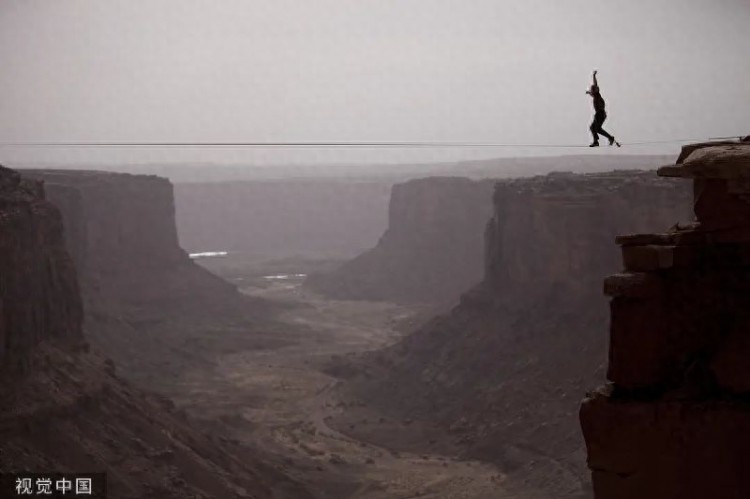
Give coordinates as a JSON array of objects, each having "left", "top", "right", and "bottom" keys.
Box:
[
  {"left": 18, "top": 169, "right": 262, "bottom": 381},
  {"left": 305, "top": 176, "right": 495, "bottom": 305}
]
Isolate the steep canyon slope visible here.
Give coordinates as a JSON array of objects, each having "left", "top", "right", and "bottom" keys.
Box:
[
  {"left": 0, "top": 165, "right": 310, "bottom": 499},
  {"left": 332, "top": 169, "right": 693, "bottom": 497},
  {"left": 0, "top": 166, "right": 83, "bottom": 375},
  {"left": 307, "top": 157, "right": 678, "bottom": 307},
  {"left": 21, "top": 170, "right": 270, "bottom": 382},
  {"left": 306, "top": 177, "right": 495, "bottom": 305}
]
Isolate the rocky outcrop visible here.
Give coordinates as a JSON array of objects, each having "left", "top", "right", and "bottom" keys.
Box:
[
  {"left": 333, "top": 169, "right": 693, "bottom": 497},
  {"left": 174, "top": 180, "right": 392, "bottom": 257},
  {"left": 306, "top": 177, "right": 496, "bottom": 304},
  {"left": 580, "top": 139, "right": 750, "bottom": 499},
  {"left": 20, "top": 170, "right": 262, "bottom": 382},
  {"left": 0, "top": 166, "right": 83, "bottom": 374}
]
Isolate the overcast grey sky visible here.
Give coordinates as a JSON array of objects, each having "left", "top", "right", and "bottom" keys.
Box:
[{"left": 0, "top": 0, "right": 748, "bottom": 165}]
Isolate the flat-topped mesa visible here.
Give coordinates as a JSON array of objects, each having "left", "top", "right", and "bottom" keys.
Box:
[
  {"left": 18, "top": 169, "right": 251, "bottom": 380},
  {"left": 580, "top": 138, "right": 750, "bottom": 499}
]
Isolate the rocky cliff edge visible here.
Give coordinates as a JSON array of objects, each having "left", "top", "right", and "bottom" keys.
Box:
[{"left": 581, "top": 138, "right": 750, "bottom": 499}]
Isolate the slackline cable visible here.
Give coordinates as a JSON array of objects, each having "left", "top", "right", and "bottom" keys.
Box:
[{"left": 0, "top": 135, "right": 744, "bottom": 149}]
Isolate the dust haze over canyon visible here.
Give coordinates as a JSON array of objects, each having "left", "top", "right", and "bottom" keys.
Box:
[
  {"left": 3, "top": 2, "right": 750, "bottom": 499},
  {"left": 7, "top": 145, "right": 747, "bottom": 499}
]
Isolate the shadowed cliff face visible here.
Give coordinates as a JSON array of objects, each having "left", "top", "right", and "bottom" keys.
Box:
[
  {"left": 21, "top": 170, "right": 207, "bottom": 277},
  {"left": 307, "top": 161, "right": 686, "bottom": 307},
  {"left": 581, "top": 140, "right": 750, "bottom": 499},
  {"left": 0, "top": 166, "right": 83, "bottom": 373},
  {"left": 306, "top": 177, "right": 496, "bottom": 305},
  {"left": 37, "top": 171, "right": 186, "bottom": 273},
  {"left": 20, "top": 170, "right": 264, "bottom": 382},
  {"left": 0, "top": 165, "right": 312, "bottom": 499},
  {"left": 333, "top": 169, "right": 692, "bottom": 497},
  {"left": 485, "top": 172, "right": 695, "bottom": 309}
]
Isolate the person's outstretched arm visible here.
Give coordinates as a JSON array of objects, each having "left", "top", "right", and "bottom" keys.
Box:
[{"left": 592, "top": 70, "right": 599, "bottom": 89}]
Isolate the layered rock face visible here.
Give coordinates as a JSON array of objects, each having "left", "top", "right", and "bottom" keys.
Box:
[
  {"left": 0, "top": 166, "right": 83, "bottom": 373},
  {"left": 0, "top": 165, "right": 310, "bottom": 499},
  {"left": 483, "top": 171, "right": 696, "bottom": 308},
  {"left": 307, "top": 177, "right": 496, "bottom": 304},
  {"left": 308, "top": 157, "right": 680, "bottom": 306},
  {"left": 581, "top": 140, "right": 750, "bottom": 499},
  {"left": 20, "top": 170, "right": 255, "bottom": 380},
  {"left": 336, "top": 169, "right": 692, "bottom": 496},
  {"left": 174, "top": 180, "right": 391, "bottom": 257}
]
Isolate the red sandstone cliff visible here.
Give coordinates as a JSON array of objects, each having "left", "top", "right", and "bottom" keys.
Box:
[{"left": 580, "top": 139, "right": 750, "bottom": 499}]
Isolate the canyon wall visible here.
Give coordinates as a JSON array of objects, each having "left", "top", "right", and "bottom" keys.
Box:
[
  {"left": 581, "top": 140, "right": 750, "bottom": 499},
  {"left": 0, "top": 165, "right": 310, "bottom": 499},
  {"left": 0, "top": 166, "right": 83, "bottom": 374},
  {"left": 174, "top": 180, "right": 392, "bottom": 257},
  {"left": 20, "top": 170, "right": 262, "bottom": 381},
  {"left": 307, "top": 157, "right": 677, "bottom": 306},
  {"left": 335, "top": 169, "right": 693, "bottom": 497},
  {"left": 483, "top": 171, "right": 694, "bottom": 309},
  {"left": 306, "top": 177, "right": 495, "bottom": 304}
]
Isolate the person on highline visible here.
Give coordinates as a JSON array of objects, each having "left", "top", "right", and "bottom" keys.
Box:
[{"left": 586, "top": 70, "right": 621, "bottom": 147}]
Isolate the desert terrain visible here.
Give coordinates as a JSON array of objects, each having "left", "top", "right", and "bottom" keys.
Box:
[{"left": 161, "top": 254, "right": 522, "bottom": 498}]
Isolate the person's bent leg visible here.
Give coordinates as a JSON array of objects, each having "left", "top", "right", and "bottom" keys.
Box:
[
  {"left": 590, "top": 121, "right": 600, "bottom": 146},
  {"left": 594, "top": 112, "right": 614, "bottom": 143}
]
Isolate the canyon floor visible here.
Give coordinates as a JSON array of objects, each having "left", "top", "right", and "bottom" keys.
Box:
[{"left": 148, "top": 255, "right": 532, "bottom": 498}]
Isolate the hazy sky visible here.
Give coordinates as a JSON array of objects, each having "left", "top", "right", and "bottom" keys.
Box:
[{"left": 1, "top": 0, "right": 748, "bottom": 166}]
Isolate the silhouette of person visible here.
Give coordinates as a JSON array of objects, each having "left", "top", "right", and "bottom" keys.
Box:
[{"left": 586, "top": 70, "right": 620, "bottom": 147}]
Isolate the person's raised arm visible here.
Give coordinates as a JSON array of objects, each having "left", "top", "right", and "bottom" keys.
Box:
[{"left": 592, "top": 70, "right": 599, "bottom": 89}]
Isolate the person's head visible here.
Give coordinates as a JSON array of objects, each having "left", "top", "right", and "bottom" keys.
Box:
[{"left": 589, "top": 84, "right": 598, "bottom": 94}]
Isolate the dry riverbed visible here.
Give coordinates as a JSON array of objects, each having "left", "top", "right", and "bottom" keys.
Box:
[{"left": 162, "top": 267, "right": 512, "bottom": 498}]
